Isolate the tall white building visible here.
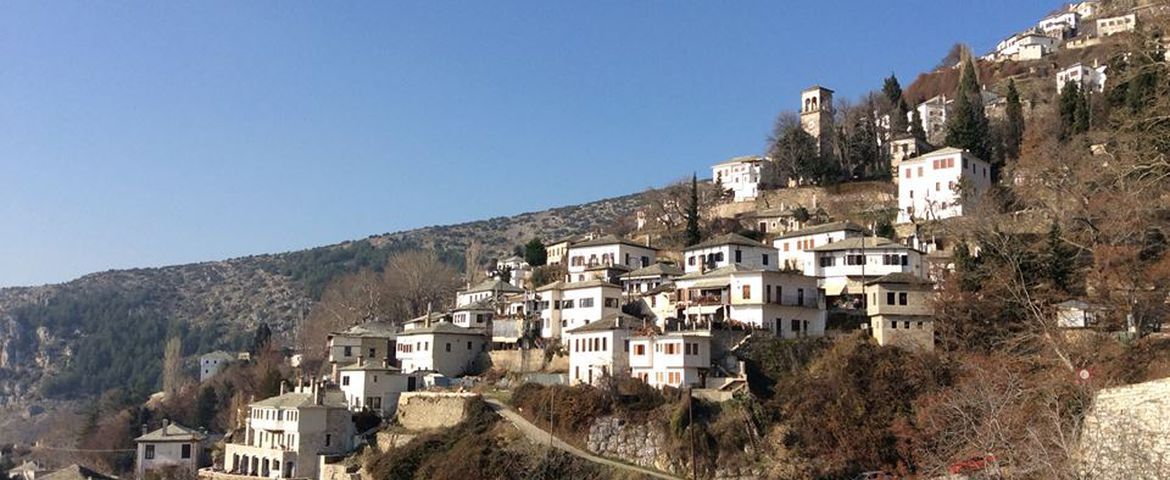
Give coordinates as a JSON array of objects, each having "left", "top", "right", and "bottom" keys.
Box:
[
  {"left": 682, "top": 233, "right": 777, "bottom": 274},
  {"left": 565, "top": 313, "right": 640, "bottom": 385},
  {"left": 673, "top": 265, "right": 825, "bottom": 337},
  {"left": 565, "top": 235, "right": 657, "bottom": 283},
  {"left": 1056, "top": 62, "right": 1108, "bottom": 94},
  {"left": 712, "top": 155, "right": 772, "bottom": 202},
  {"left": 536, "top": 279, "right": 624, "bottom": 339},
  {"left": 396, "top": 319, "right": 488, "bottom": 377},
  {"left": 337, "top": 360, "right": 420, "bottom": 417},
  {"left": 896, "top": 147, "right": 992, "bottom": 223},
  {"left": 773, "top": 221, "right": 867, "bottom": 274},
  {"left": 1097, "top": 14, "right": 1137, "bottom": 36},
  {"left": 810, "top": 237, "right": 926, "bottom": 300},
  {"left": 629, "top": 331, "right": 711, "bottom": 389},
  {"left": 199, "top": 351, "right": 234, "bottom": 382}
]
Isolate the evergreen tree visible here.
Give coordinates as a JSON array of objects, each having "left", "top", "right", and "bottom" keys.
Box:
[
  {"left": 1003, "top": 79, "right": 1025, "bottom": 161},
  {"left": 195, "top": 386, "right": 218, "bottom": 429},
  {"left": 953, "top": 241, "right": 982, "bottom": 292},
  {"left": 882, "top": 73, "right": 909, "bottom": 133},
  {"left": 1045, "top": 222, "right": 1075, "bottom": 293},
  {"left": 1074, "top": 88, "right": 1091, "bottom": 133},
  {"left": 251, "top": 323, "right": 272, "bottom": 354},
  {"left": 1058, "top": 82, "right": 1089, "bottom": 141},
  {"left": 523, "top": 238, "right": 547, "bottom": 266},
  {"left": 945, "top": 58, "right": 991, "bottom": 159},
  {"left": 685, "top": 173, "right": 702, "bottom": 246},
  {"left": 874, "top": 219, "right": 895, "bottom": 239},
  {"left": 910, "top": 104, "right": 928, "bottom": 143}
]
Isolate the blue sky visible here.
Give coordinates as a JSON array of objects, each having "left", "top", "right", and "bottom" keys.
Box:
[{"left": 0, "top": 1, "right": 1057, "bottom": 287}]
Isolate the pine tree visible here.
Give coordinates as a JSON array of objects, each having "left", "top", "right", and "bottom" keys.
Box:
[
  {"left": 910, "top": 104, "right": 928, "bottom": 143},
  {"left": 685, "top": 173, "right": 702, "bottom": 246},
  {"left": 523, "top": 238, "right": 547, "bottom": 266},
  {"left": 945, "top": 57, "right": 991, "bottom": 159},
  {"left": 883, "top": 74, "right": 909, "bottom": 133},
  {"left": 1003, "top": 79, "right": 1025, "bottom": 161},
  {"left": 1074, "top": 88, "right": 1091, "bottom": 133},
  {"left": 1058, "top": 82, "right": 1090, "bottom": 141},
  {"left": 1045, "top": 222, "right": 1075, "bottom": 293}
]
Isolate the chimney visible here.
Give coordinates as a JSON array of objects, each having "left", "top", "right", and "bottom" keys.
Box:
[
  {"left": 382, "top": 358, "right": 390, "bottom": 368},
  {"left": 141, "top": 423, "right": 148, "bottom": 436},
  {"left": 279, "top": 381, "right": 287, "bottom": 396},
  {"left": 161, "top": 419, "right": 170, "bottom": 435}
]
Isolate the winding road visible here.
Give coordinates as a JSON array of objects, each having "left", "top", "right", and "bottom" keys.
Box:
[{"left": 484, "top": 398, "right": 683, "bottom": 480}]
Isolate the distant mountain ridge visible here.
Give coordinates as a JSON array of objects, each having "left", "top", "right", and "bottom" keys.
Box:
[{"left": 0, "top": 191, "right": 645, "bottom": 405}]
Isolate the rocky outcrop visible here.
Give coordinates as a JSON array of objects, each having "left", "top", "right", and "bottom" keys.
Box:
[
  {"left": 588, "top": 417, "right": 670, "bottom": 471},
  {"left": 1079, "top": 377, "right": 1170, "bottom": 478}
]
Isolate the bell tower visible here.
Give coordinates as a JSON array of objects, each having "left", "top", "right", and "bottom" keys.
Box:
[{"left": 800, "top": 85, "right": 835, "bottom": 155}]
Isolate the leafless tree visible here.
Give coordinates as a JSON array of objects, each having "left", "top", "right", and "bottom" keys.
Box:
[{"left": 162, "top": 336, "right": 186, "bottom": 397}]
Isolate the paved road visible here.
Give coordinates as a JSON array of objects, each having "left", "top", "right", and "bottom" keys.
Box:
[{"left": 485, "top": 398, "right": 682, "bottom": 480}]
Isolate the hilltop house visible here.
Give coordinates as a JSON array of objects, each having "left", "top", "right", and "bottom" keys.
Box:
[
  {"left": 1038, "top": 11, "right": 1080, "bottom": 38},
  {"left": 629, "top": 331, "right": 711, "bottom": 389},
  {"left": 565, "top": 235, "right": 657, "bottom": 283},
  {"left": 620, "top": 263, "right": 683, "bottom": 295},
  {"left": 993, "top": 32, "right": 1058, "bottom": 61},
  {"left": 740, "top": 206, "right": 804, "bottom": 234},
  {"left": 451, "top": 299, "right": 494, "bottom": 332},
  {"left": 134, "top": 420, "right": 205, "bottom": 479},
  {"left": 219, "top": 383, "right": 353, "bottom": 480},
  {"left": 712, "top": 155, "right": 773, "bottom": 202},
  {"left": 537, "top": 279, "right": 624, "bottom": 339},
  {"left": 673, "top": 265, "right": 825, "bottom": 337},
  {"left": 338, "top": 360, "right": 420, "bottom": 417},
  {"left": 810, "top": 237, "right": 926, "bottom": 303},
  {"left": 773, "top": 221, "right": 866, "bottom": 274},
  {"left": 1097, "top": 13, "right": 1136, "bottom": 36},
  {"left": 1070, "top": 1, "right": 1101, "bottom": 19},
  {"left": 865, "top": 273, "right": 935, "bottom": 351},
  {"left": 913, "top": 92, "right": 999, "bottom": 144},
  {"left": 455, "top": 278, "right": 524, "bottom": 307},
  {"left": 545, "top": 234, "right": 588, "bottom": 266},
  {"left": 199, "top": 351, "right": 234, "bottom": 382},
  {"left": 327, "top": 321, "right": 397, "bottom": 383},
  {"left": 683, "top": 233, "right": 777, "bottom": 274},
  {"left": 1057, "top": 62, "right": 1108, "bottom": 94},
  {"left": 897, "top": 147, "right": 992, "bottom": 223},
  {"left": 396, "top": 316, "right": 488, "bottom": 377},
  {"left": 565, "top": 313, "right": 641, "bottom": 385}
]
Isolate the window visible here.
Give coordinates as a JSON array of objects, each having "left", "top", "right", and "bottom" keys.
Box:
[
  {"left": 909, "top": 190, "right": 914, "bottom": 199},
  {"left": 634, "top": 344, "right": 645, "bottom": 355},
  {"left": 368, "top": 347, "right": 376, "bottom": 358},
  {"left": 886, "top": 292, "right": 896, "bottom": 305},
  {"left": 742, "top": 285, "right": 751, "bottom": 299},
  {"left": 766, "top": 285, "right": 772, "bottom": 303},
  {"left": 601, "top": 337, "right": 607, "bottom": 351},
  {"left": 605, "top": 297, "right": 620, "bottom": 308},
  {"left": 846, "top": 255, "right": 865, "bottom": 266},
  {"left": 181, "top": 443, "right": 192, "bottom": 459},
  {"left": 145, "top": 445, "right": 155, "bottom": 460},
  {"left": 783, "top": 242, "right": 790, "bottom": 252},
  {"left": 820, "top": 256, "right": 836, "bottom": 267},
  {"left": 899, "top": 292, "right": 908, "bottom": 305},
  {"left": 688, "top": 256, "right": 695, "bottom": 266},
  {"left": 641, "top": 256, "right": 650, "bottom": 267},
  {"left": 797, "top": 288, "right": 804, "bottom": 305},
  {"left": 624, "top": 340, "right": 629, "bottom": 352},
  {"left": 343, "top": 346, "right": 352, "bottom": 357},
  {"left": 762, "top": 253, "right": 769, "bottom": 265},
  {"left": 664, "top": 343, "right": 679, "bottom": 355},
  {"left": 342, "top": 375, "right": 350, "bottom": 386},
  {"left": 904, "top": 168, "right": 911, "bottom": 179},
  {"left": 580, "top": 298, "right": 595, "bottom": 308},
  {"left": 791, "top": 319, "right": 801, "bottom": 334},
  {"left": 917, "top": 166, "right": 924, "bottom": 177},
  {"left": 735, "top": 250, "right": 743, "bottom": 263},
  {"left": 935, "top": 182, "right": 940, "bottom": 191},
  {"left": 901, "top": 255, "right": 909, "bottom": 266},
  {"left": 467, "top": 341, "right": 473, "bottom": 350},
  {"left": 445, "top": 343, "right": 451, "bottom": 352},
  {"left": 561, "top": 300, "right": 574, "bottom": 309},
  {"left": 326, "top": 434, "right": 332, "bottom": 447}
]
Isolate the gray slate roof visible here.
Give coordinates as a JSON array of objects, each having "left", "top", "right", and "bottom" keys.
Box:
[
  {"left": 774, "top": 221, "right": 866, "bottom": 240},
  {"left": 336, "top": 321, "right": 398, "bottom": 338},
  {"left": 135, "top": 422, "right": 206, "bottom": 442},
  {"left": 686, "top": 233, "right": 770, "bottom": 251},
  {"left": 461, "top": 278, "right": 524, "bottom": 294},
  {"left": 620, "top": 263, "right": 684, "bottom": 279},
  {"left": 339, "top": 361, "right": 401, "bottom": 372},
  {"left": 199, "top": 350, "right": 235, "bottom": 362},
  {"left": 251, "top": 390, "right": 347, "bottom": 409},
  {"left": 811, "top": 236, "right": 911, "bottom": 252},
  {"left": 565, "top": 313, "right": 641, "bottom": 334},
  {"left": 38, "top": 465, "right": 116, "bottom": 480},
  {"left": 571, "top": 234, "right": 658, "bottom": 250},
  {"left": 536, "top": 278, "right": 621, "bottom": 292},
  {"left": 865, "top": 272, "right": 933, "bottom": 286},
  {"left": 399, "top": 321, "right": 486, "bottom": 337}
]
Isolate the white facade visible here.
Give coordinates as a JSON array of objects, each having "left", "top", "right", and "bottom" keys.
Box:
[
  {"left": 773, "top": 221, "right": 867, "bottom": 274},
  {"left": 135, "top": 421, "right": 204, "bottom": 479},
  {"left": 994, "top": 33, "right": 1057, "bottom": 61},
  {"left": 396, "top": 323, "right": 487, "bottom": 377},
  {"left": 537, "top": 280, "right": 623, "bottom": 339},
  {"left": 897, "top": 148, "right": 992, "bottom": 223},
  {"left": 682, "top": 234, "right": 778, "bottom": 274},
  {"left": 620, "top": 263, "right": 683, "bottom": 295},
  {"left": 1039, "top": 12, "right": 1079, "bottom": 38},
  {"left": 199, "top": 351, "right": 234, "bottom": 382},
  {"left": 810, "top": 237, "right": 926, "bottom": 297},
  {"left": 455, "top": 279, "right": 523, "bottom": 308},
  {"left": 673, "top": 266, "right": 826, "bottom": 337},
  {"left": 566, "top": 236, "right": 656, "bottom": 283},
  {"left": 222, "top": 386, "right": 354, "bottom": 480},
  {"left": 1055, "top": 300, "right": 1103, "bottom": 328},
  {"left": 1057, "top": 62, "right": 1107, "bottom": 94},
  {"left": 1070, "top": 1, "right": 1100, "bottom": 19},
  {"left": 565, "top": 315, "right": 635, "bottom": 385},
  {"left": 338, "top": 362, "right": 419, "bottom": 417},
  {"left": 712, "top": 156, "right": 771, "bottom": 202},
  {"left": 915, "top": 95, "right": 949, "bottom": 143},
  {"left": 1097, "top": 14, "right": 1136, "bottom": 36},
  {"left": 629, "top": 332, "right": 711, "bottom": 389},
  {"left": 865, "top": 274, "right": 935, "bottom": 351}
]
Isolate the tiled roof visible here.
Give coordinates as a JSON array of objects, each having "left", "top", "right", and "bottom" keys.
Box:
[
  {"left": 336, "top": 321, "right": 398, "bottom": 338},
  {"left": 536, "top": 278, "right": 620, "bottom": 292},
  {"left": 199, "top": 350, "right": 235, "bottom": 362},
  {"left": 620, "top": 263, "right": 684, "bottom": 279},
  {"left": 251, "top": 390, "right": 347, "bottom": 409},
  {"left": 676, "top": 264, "right": 754, "bottom": 280},
  {"left": 460, "top": 278, "right": 524, "bottom": 294},
  {"left": 565, "top": 313, "right": 641, "bottom": 334},
  {"left": 686, "top": 233, "right": 770, "bottom": 251},
  {"left": 714, "top": 155, "right": 764, "bottom": 167},
  {"left": 398, "top": 321, "right": 486, "bottom": 337},
  {"left": 774, "top": 221, "right": 866, "bottom": 240},
  {"left": 38, "top": 465, "right": 116, "bottom": 480},
  {"left": 338, "top": 361, "right": 400, "bottom": 372},
  {"left": 811, "top": 237, "right": 911, "bottom": 252},
  {"left": 571, "top": 234, "right": 658, "bottom": 250},
  {"left": 135, "top": 422, "right": 205, "bottom": 442}
]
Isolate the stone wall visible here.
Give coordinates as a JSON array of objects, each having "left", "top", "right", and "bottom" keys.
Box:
[
  {"left": 373, "top": 431, "right": 417, "bottom": 452},
  {"left": 587, "top": 416, "right": 760, "bottom": 480},
  {"left": 1079, "top": 377, "right": 1170, "bottom": 478},
  {"left": 709, "top": 182, "right": 895, "bottom": 226},
  {"left": 394, "top": 392, "right": 479, "bottom": 431},
  {"left": 489, "top": 349, "right": 568, "bottom": 373}
]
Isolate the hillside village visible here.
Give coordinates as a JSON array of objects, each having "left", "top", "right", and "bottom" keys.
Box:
[{"left": 4, "top": 1, "right": 1170, "bottom": 479}]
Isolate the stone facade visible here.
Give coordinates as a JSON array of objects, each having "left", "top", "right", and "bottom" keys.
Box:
[
  {"left": 587, "top": 416, "right": 761, "bottom": 480},
  {"left": 1079, "top": 377, "right": 1170, "bottom": 478},
  {"left": 394, "top": 392, "right": 479, "bottom": 431}
]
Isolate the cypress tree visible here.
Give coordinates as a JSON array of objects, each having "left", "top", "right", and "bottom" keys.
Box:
[
  {"left": 910, "top": 104, "right": 928, "bottom": 143},
  {"left": 1003, "top": 79, "right": 1025, "bottom": 161},
  {"left": 1045, "top": 222, "right": 1075, "bottom": 293},
  {"left": 945, "top": 58, "right": 991, "bottom": 159},
  {"left": 685, "top": 173, "right": 702, "bottom": 246},
  {"left": 883, "top": 74, "right": 909, "bottom": 133}
]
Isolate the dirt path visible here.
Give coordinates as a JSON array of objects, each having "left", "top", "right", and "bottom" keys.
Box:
[{"left": 484, "top": 398, "right": 683, "bottom": 480}]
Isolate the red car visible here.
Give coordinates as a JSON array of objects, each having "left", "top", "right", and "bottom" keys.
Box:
[{"left": 949, "top": 454, "right": 999, "bottom": 475}]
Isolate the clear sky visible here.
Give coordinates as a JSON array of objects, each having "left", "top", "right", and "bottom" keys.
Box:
[{"left": 1, "top": 1, "right": 1058, "bottom": 287}]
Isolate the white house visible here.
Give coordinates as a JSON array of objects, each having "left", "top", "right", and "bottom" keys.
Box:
[
  {"left": 620, "top": 263, "right": 684, "bottom": 295},
  {"left": 773, "top": 221, "right": 867, "bottom": 274},
  {"left": 712, "top": 155, "right": 773, "bottom": 202},
  {"left": 865, "top": 273, "right": 935, "bottom": 351},
  {"left": 327, "top": 321, "right": 397, "bottom": 383},
  {"left": 451, "top": 299, "right": 494, "bottom": 332},
  {"left": 1070, "top": 1, "right": 1101, "bottom": 19},
  {"left": 994, "top": 33, "right": 1057, "bottom": 61},
  {"left": 1056, "top": 62, "right": 1108, "bottom": 94},
  {"left": 494, "top": 256, "right": 531, "bottom": 289},
  {"left": 566, "top": 235, "right": 657, "bottom": 283},
  {"left": 1055, "top": 299, "right": 1105, "bottom": 328},
  {"left": 199, "top": 351, "right": 234, "bottom": 382},
  {"left": 536, "top": 279, "right": 624, "bottom": 339},
  {"left": 1097, "top": 13, "right": 1137, "bottom": 36},
  {"left": 674, "top": 265, "right": 826, "bottom": 337},
  {"left": 545, "top": 234, "right": 588, "bottom": 266},
  {"left": 682, "top": 233, "right": 777, "bottom": 274},
  {"left": 221, "top": 383, "right": 354, "bottom": 480},
  {"left": 629, "top": 331, "right": 711, "bottom": 389},
  {"left": 135, "top": 421, "right": 205, "bottom": 479},
  {"left": 810, "top": 237, "right": 926, "bottom": 300},
  {"left": 565, "top": 313, "right": 641, "bottom": 385},
  {"left": 396, "top": 320, "right": 488, "bottom": 377},
  {"left": 914, "top": 92, "right": 999, "bottom": 144},
  {"left": 338, "top": 360, "right": 420, "bottom": 418},
  {"left": 741, "top": 207, "right": 804, "bottom": 234},
  {"left": 1039, "top": 11, "right": 1080, "bottom": 38},
  {"left": 455, "top": 278, "right": 524, "bottom": 308},
  {"left": 897, "top": 147, "right": 992, "bottom": 223}
]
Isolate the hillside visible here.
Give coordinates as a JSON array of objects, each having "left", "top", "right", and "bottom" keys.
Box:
[{"left": 0, "top": 192, "right": 644, "bottom": 407}]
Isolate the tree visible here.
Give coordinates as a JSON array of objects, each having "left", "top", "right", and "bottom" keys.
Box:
[
  {"left": 767, "top": 112, "right": 835, "bottom": 185},
  {"left": 464, "top": 240, "right": 485, "bottom": 285},
  {"left": 945, "top": 57, "right": 991, "bottom": 160},
  {"left": 1045, "top": 222, "right": 1076, "bottom": 293},
  {"left": 841, "top": 95, "right": 884, "bottom": 179},
  {"left": 162, "top": 336, "right": 184, "bottom": 397},
  {"left": 1003, "top": 79, "right": 1025, "bottom": 162},
  {"left": 251, "top": 323, "right": 272, "bottom": 354},
  {"left": 910, "top": 105, "right": 928, "bottom": 143},
  {"left": 882, "top": 73, "right": 909, "bottom": 134},
  {"left": 1058, "top": 82, "right": 1089, "bottom": 141},
  {"left": 524, "top": 238, "right": 548, "bottom": 266},
  {"left": 875, "top": 219, "right": 896, "bottom": 239},
  {"left": 685, "top": 173, "right": 702, "bottom": 246}
]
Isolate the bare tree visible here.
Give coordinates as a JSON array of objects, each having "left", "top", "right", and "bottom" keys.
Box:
[
  {"left": 465, "top": 240, "right": 485, "bottom": 286},
  {"left": 163, "top": 336, "right": 185, "bottom": 397}
]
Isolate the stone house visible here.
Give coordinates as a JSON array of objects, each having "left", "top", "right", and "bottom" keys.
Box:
[
  {"left": 134, "top": 420, "right": 205, "bottom": 479},
  {"left": 565, "top": 235, "right": 657, "bottom": 283},
  {"left": 395, "top": 318, "right": 488, "bottom": 377},
  {"left": 810, "top": 236, "right": 926, "bottom": 302},
  {"left": 712, "top": 155, "right": 773, "bottom": 202},
  {"left": 773, "top": 221, "right": 867, "bottom": 274},
  {"left": 338, "top": 360, "right": 421, "bottom": 418},
  {"left": 682, "top": 233, "right": 777, "bottom": 274},
  {"left": 198, "top": 351, "right": 234, "bottom": 382},
  {"left": 327, "top": 321, "right": 397, "bottom": 383},
  {"left": 536, "top": 279, "right": 624, "bottom": 339},
  {"left": 865, "top": 273, "right": 935, "bottom": 351},
  {"left": 673, "top": 265, "right": 826, "bottom": 337}
]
